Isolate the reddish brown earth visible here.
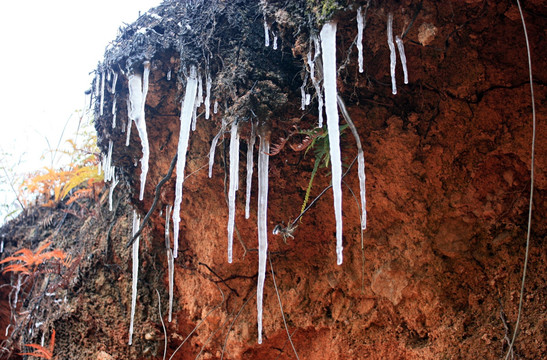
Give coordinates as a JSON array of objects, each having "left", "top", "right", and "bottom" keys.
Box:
[{"left": 1, "top": 1, "right": 546, "bottom": 359}]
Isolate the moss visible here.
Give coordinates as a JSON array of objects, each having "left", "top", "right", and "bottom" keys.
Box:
[{"left": 307, "top": 0, "right": 343, "bottom": 25}]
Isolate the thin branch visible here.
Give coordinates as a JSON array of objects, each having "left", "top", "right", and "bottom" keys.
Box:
[
  {"left": 126, "top": 153, "right": 178, "bottom": 248},
  {"left": 155, "top": 289, "right": 168, "bottom": 360}
]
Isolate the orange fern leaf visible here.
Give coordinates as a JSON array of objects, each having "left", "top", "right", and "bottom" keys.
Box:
[
  {"left": 1, "top": 263, "right": 30, "bottom": 275},
  {"left": 19, "top": 329, "right": 55, "bottom": 359}
]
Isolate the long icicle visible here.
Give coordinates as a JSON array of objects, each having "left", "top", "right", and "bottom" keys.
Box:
[
  {"left": 137, "top": 61, "right": 151, "bottom": 201},
  {"left": 395, "top": 35, "right": 409, "bottom": 84},
  {"left": 129, "top": 210, "right": 140, "bottom": 345},
  {"left": 208, "top": 118, "right": 226, "bottom": 178},
  {"left": 227, "top": 120, "right": 240, "bottom": 263},
  {"left": 172, "top": 66, "right": 199, "bottom": 258},
  {"left": 245, "top": 122, "right": 256, "bottom": 219},
  {"left": 356, "top": 6, "right": 364, "bottom": 73},
  {"left": 164, "top": 205, "right": 174, "bottom": 322},
  {"left": 387, "top": 13, "right": 397, "bottom": 95},
  {"left": 320, "top": 21, "right": 344, "bottom": 265},
  {"left": 257, "top": 129, "right": 270, "bottom": 344},
  {"left": 337, "top": 94, "right": 366, "bottom": 229}
]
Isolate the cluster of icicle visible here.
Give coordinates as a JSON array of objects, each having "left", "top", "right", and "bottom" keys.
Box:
[
  {"left": 387, "top": 13, "right": 409, "bottom": 95},
  {"left": 121, "top": 6, "right": 395, "bottom": 345}
]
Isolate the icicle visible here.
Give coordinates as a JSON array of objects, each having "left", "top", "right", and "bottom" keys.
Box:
[
  {"left": 213, "top": 100, "right": 219, "bottom": 114},
  {"left": 172, "top": 66, "right": 199, "bottom": 257},
  {"left": 125, "top": 100, "right": 132, "bottom": 146},
  {"left": 227, "top": 120, "right": 240, "bottom": 263},
  {"left": 395, "top": 36, "right": 409, "bottom": 84},
  {"left": 105, "top": 140, "right": 113, "bottom": 182},
  {"left": 99, "top": 71, "right": 105, "bottom": 116},
  {"left": 387, "top": 13, "right": 397, "bottom": 95},
  {"left": 94, "top": 73, "right": 100, "bottom": 97},
  {"left": 112, "top": 96, "right": 117, "bottom": 129},
  {"left": 300, "top": 73, "right": 309, "bottom": 110},
  {"left": 191, "top": 101, "right": 197, "bottom": 132},
  {"left": 320, "top": 21, "right": 344, "bottom": 265},
  {"left": 264, "top": 16, "right": 270, "bottom": 47},
  {"left": 197, "top": 72, "right": 204, "bottom": 106},
  {"left": 164, "top": 205, "right": 174, "bottom": 322},
  {"left": 205, "top": 74, "right": 212, "bottom": 119},
  {"left": 167, "top": 69, "right": 172, "bottom": 81},
  {"left": 129, "top": 210, "right": 140, "bottom": 346},
  {"left": 109, "top": 168, "right": 119, "bottom": 211},
  {"left": 309, "top": 35, "right": 324, "bottom": 127},
  {"left": 107, "top": 71, "right": 111, "bottom": 82},
  {"left": 128, "top": 62, "right": 151, "bottom": 201},
  {"left": 273, "top": 34, "right": 278, "bottom": 50},
  {"left": 111, "top": 71, "right": 118, "bottom": 94},
  {"left": 245, "top": 123, "right": 256, "bottom": 219},
  {"left": 305, "top": 93, "right": 311, "bottom": 106},
  {"left": 208, "top": 118, "right": 226, "bottom": 178},
  {"left": 356, "top": 6, "right": 364, "bottom": 73},
  {"left": 256, "top": 130, "right": 270, "bottom": 344}
]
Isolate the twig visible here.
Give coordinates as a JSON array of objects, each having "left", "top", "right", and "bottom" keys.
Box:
[
  {"left": 198, "top": 262, "right": 239, "bottom": 296},
  {"left": 126, "top": 153, "right": 178, "bottom": 248},
  {"left": 504, "top": 1, "right": 536, "bottom": 358},
  {"left": 156, "top": 289, "right": 168, "bottom": 360},
  {"left": 269, "top": 254, "right": 300, "bottom": 360}
]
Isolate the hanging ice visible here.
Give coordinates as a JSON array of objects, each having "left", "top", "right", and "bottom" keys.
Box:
[
  {"left": 227, "top": 121, "right": 240, "bottom": 263},
  {"left": 197, "top": 72, "right": 204, "bottom": 106},
  {"left": 309, "top": 35, "right": 324, "bottom": 127},
  {"left": 111, "top": 71, "right": 118, "bottom": 94},
  {"left": 245, "top": 123, "right": 256, "bottom": 219},
  {"left": 128, "top": 210, "right": 140, "bottom": 345},
  {"left": 356, "top": 6, "right": 364, "bottom": 73},
  {"left": 99, "top": 71, "right": 105, "bottom": 116},
  {"left": 167, "top": 69, "right": 171, "bottom": 81},
  {"left": 208, "top": 118, "right": 226, "bottom": 178},
  {"left": 256, "top": 130, "right": 270, "bottom": 344},
  {"left": 125, "top": 99, "right": 132, "bottom": 146},
  {"left": 205, "top": 74, "right": 212, "bottom": 119},
  {"left": 172, "top": 66, "right": 199, "bottom": 257},
  {"left": 112, "top": 96, "right": 117, "bottom": 129},
  {"left": 104, "top": 140, "right": 113, "bottom": 182},
  {"left": 164, "top": 205, "right": 174, "bottom": 322},
  {"left": 300, "top": 73, "right": 309, "bottom": 110},
  {"left": 264, "top": 16, "right": 270, "bottom": 47},
  {"left": 395, "top": 36, "right": 409, "bottom": 84},
  {"left": 213, "top": 100, "right": 219, "bottom": 114},
  {"left": 273, "top": 34, "right": 278, "bottom": 50},
  {"left": 108, "top": 168, "right": 119, "bottom": 212},
  {"left": 387, "top": 13, "right": 397, "bottom": 95},
  {"left": 127, "top": 61, "right": 151, "bottom": 201},
  {"left": 321, "top": 21, "right": 344, "bottom": 265}
]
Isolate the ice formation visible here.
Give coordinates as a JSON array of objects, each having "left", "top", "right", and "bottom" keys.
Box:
[
  {"left": 108, "top": 168, "right": 118, "bottom": 212},
  {"left": 197, "top": 72, "right": 204, "bottom": 106},
  {"left": 309, "top": 35, "right": 324, "bottom": 127},
  {"left": 164, "top": 205, "right": 174, "bottom": 322},
  {"left": 172, "top": 66, "right": 199, "bottom": 257},
  {"left": 111, "top": 71, "right": 118, "bottom": 94},
  {"left": 264, "top": 16, "right": 270, "bottom": 47},
  {"left": 167, "top": 69, "right": 171, "bottom": 81},
  {"left": 273, "top": 34, "right": 278, "bottom": 50},
  {"left": 125, "top": 99, "right": 132, "bottom": 146},
  {"left": 245, "top": 123, "right": 256, "bottom": 219},
  {"left": 395, "top": 35, "right": 409, "bottom": 84},
  {"left": 112, "top": 97, "right": 117, "bottom": 129},
  {"left": 99, "top": 71, "right": 105, "bottom": 116},
  {"left": 356, "top": 6, "right": 364, "bottom": 73},
  {"left": 321, "top": 21, "right": 344, "bottom": 265},
  {"left": 256, "top": 131, "right": 270, "bottom": 344},
  {"left": 227, "top": 121, "right": 240, "bottom": 263},
  {"left": 205, "top": 74, "right": 212, "bottom": 119},
  {"left": 387, "top": 13, "right": 397, "bottom": 95},
  {"left": 128, "top": 210, "right": 140, "bottom": 345},
  {"left": 213, "top": 100, "right": 219, "bottom": 114},
  {"left": 127, "top": 61, "right": 151, "bottom": 201},
  {"left": 208, "top": 118, "right": 226, "bottom": 178},
  {"left": 301, "top": 73, "right": 309, "bottom": 110}
]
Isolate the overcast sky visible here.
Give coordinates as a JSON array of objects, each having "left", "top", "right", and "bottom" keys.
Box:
[{"left": 0, "top": 0, "right": 162, "bottom": 219}]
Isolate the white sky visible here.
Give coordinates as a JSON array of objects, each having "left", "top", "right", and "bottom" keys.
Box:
[{"left": 0, "top": 0, "right": 162, "bottom": 220}]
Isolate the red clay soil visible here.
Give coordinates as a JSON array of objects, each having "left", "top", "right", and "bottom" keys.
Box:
[{"left": 1, "top": 1, "right": 546, "bottom": 359}]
